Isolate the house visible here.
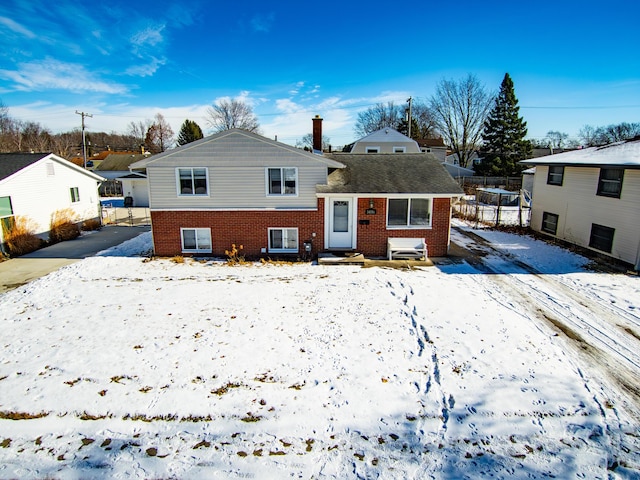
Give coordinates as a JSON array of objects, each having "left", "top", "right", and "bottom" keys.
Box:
[
  {"left": 520, "top": 139, "right": 640, "bottom": 269},
  {"left": 94, "top": 153, "right": 150, "bottom": 201},
  {"left": 350, "top": 128, "right": 421, "bottom": 154},
  {"left": 0, "top": 153, "right": 105, "bottom": 241},
  {"left": 132, "top": 121, "right": 463, "bottom": 259}
]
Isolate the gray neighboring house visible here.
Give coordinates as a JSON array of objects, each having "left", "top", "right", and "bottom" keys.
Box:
[
  {"left": 520, "top": 139, "right": 640, "bottom": 269},
  {"left": 0, "top": 153, "right": 104, "bottom": 243},
  {"left": 350, "top": 128, "right": 421, "bottom": 154}
]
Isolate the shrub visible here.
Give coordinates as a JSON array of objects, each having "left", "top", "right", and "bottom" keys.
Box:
[
  {"left": 2, "top": 216, "right": 44, "bottom": 256},
  {"left": 49, "top": 209, "right": 80, "bottom": 243},
  {"left": 81, "top": 218, "right": 102, "bottom": 231},
  {"left": 225, "top": 244, "right": 245, "bottom": 265}
]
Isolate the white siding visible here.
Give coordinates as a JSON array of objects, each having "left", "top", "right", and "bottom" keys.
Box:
[
  {"left": 0, "top": 157, "right": 102, "bottom": 236},
  {"left": 146, "top": 132, "right": 332, "bottom": 210},
  {"left": 530, "top": 166, "right": 640, "bottom": 265}
]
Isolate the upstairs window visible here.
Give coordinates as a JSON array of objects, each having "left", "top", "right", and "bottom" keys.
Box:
[
  {"left": 393, "top": 146, "right": 406, "bottom": 153},
  {"left": 387, "top": 198, "right": 431, "bottom": 228},
  {"left": 177, "top": 168, "right": 208, "bottom": 195},
  {"left": 547, "top": 165, "right": 564, "bottom": 186},
  {"left": 267, "top": 168, "right": 297, "bottom": 195},
  {"left": 365, "top": 147, "right": 380, "bottom": 153},
  {"left": 597, "top": 168, "right": 624, "bottom": 198},
  {"left": 70, "top": 187, "right": 80, "bottom": 203},
  {"left": 0, "top": 196, "right": 13, "bottom": 218}
]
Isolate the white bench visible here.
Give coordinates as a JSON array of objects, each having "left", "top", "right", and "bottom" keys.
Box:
[{"left": 387, "top": 238, "right": 427, "bottom": 261}]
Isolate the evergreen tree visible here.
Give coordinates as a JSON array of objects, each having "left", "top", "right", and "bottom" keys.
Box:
[
  {"left": 177, "top": 119, "right": 204, "bottom": 146},
  {"left": 479, "top": 73, "right": 531, "bottom": 175}
]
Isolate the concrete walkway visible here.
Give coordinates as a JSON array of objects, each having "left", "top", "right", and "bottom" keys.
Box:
[{"left": 0, "top": 225, "right": 150, "bottom": 294}]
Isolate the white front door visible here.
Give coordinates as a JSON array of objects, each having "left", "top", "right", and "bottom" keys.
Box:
[{"left": 328, "top": 198, "right": 354, "bottom": 249}]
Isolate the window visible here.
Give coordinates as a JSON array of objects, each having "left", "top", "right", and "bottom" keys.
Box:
[
  {"left": 365, "top": 147, "right": 380, "bottom": 153},
  {"left": 589, "top": 224, "right": 614, "bottom": 253},
  {"left": 267, "top": 168, "right": 297, "bottom": 195},
  {"left": 547, "top": 165, "right": 564, "bottom": 186},
  {"left": 393, "top": 146, "right": 406, "bottom": 153},
  {"left": 541, "top": 212, "right": 559, "bottom": 235},
  {"left": 597, "top": 168, "right": 624, "bottom": 198},
  {"left": 268, "top": 228, "right": 298, "bottom": 253},
  {"left": 70, "top": 187, "right": 80, "bottom": 203},
  {"left": 0, "top": 196, "right": 13, "bottom": 218},
  {"left": 181, "top": 228, "right": 212, "bottom": 253},
  {"left": 177, "top": 168, "right": 208, "bottom": 195},
  {"left": 387, "top": 198, "right": 431, "bottom": 227}
]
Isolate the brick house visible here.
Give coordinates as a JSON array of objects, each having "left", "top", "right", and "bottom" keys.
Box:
[{"left": 131, "top": 122, "right": 462, "bottom": 259}]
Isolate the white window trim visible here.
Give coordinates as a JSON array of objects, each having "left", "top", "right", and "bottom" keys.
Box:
[
  {"left": 365, "top": 146, "right": 380, "bottom": 153},
  {"left": 180, "top": 227, "right": 212, "bottom": 253},
  {"left": 386, "top": 197, "right": 432, "bottom": 229},
  {"left": 265, "top": 167, "right": 299, "bottom": 197},
  {"left": 393, "top": 146, "right": 406, "bottom": 153},
  {"left": 175, "top": 167, "right": 210, "bottom": 197},
  {"left": 268, "top": 227, "right": 299, "bottom": 253}
]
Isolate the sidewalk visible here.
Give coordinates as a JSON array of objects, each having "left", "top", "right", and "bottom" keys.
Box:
[{"left": 0, "top": 225, "right": 150, "bottom": 294}]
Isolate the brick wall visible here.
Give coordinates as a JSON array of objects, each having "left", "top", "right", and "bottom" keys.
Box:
[
  {"left": 354, "top": 197, "right": 452, "bottom": 257},
  {"left": 151, "top": 199, "right": 325, "bottom": 258},
  {"left": 150, "top": 196, "right": 453, "bottom": 258}
]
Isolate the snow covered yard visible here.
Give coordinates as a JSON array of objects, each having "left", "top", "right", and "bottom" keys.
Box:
[{"left": 0, "top": 229, "right": 638, "bottom": 479}]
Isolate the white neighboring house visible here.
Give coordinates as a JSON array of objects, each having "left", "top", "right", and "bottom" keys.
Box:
[
  {"left": 0, "top": 153, "right": 105, "bottom": 241},
  {"left": 350, "top": 128, "right": 421, "bottom": 154},
  {"left": 520, "top": 139, "right": 640, "bottom": 270},
  {"left": 118, "top": 172, "right": 149, "bottom": 207}
]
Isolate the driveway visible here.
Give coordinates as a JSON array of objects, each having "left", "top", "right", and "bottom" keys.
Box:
[{"left": 0, "top": 225, "right": 150, "bottom": 293}]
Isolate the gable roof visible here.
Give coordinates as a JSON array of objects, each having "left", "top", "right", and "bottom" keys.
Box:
[
  {"left": 520, "top": 138, "right": 640, "bottom": 168},
  {"left": 131, "top": 129, "right": 345, "bottom": 169},
  {"left": 0, "top": 152, "right": 105, "bottom": 182},
  {"left": 95, "top": 153, "right": 150, "bottom": 171},
  {"left": 351, "top": 128, "right": 421, "bottom": 153},
  {"left": 318, "top": 153, "right": 463, "bottom": 196}
]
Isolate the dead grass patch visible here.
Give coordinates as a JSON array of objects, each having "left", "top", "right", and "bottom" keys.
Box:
[
  {"left": 212, "top": 382, "right": 242, "bottom": 396},
  {"left": 81, "top": 218, "right": 102, "bottom": 231},
  {"left": 2, "top": 216, "right": 44, "bottom": 256},
  {"left": 0, "top": 410, "right": 49, "bottom": 420},
  {"left": 49, "top": 209, "right": 80, "bottom": 243}
]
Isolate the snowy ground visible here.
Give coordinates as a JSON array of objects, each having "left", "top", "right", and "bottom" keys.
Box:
[{"left": 0, "top": 222, "right": 639, "bottom": 479}]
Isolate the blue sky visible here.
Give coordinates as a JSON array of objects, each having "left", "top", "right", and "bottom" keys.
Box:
[{"left": 1, "top": 0, "right": 639, "bottom": 148}]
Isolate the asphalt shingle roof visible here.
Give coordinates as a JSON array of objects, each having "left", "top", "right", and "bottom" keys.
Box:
[
  {"left": 0, "top": 153, "right": 49, "bottom": 182},
  {"left": 318, "top": 153, "right": 463, "bottom": 195},
  {"left": 95, "top": 153, "right": 150, "bottom": 171}
]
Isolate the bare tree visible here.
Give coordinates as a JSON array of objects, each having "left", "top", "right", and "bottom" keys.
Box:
[
  {"left": 296, "top": 133, "right": 331, "bottom": 151},
  {"left": 354, "top": 102, "right": 404, "bottom": 138},
  {"left": 411, "top": 103, "right": 440, "bottom": 139},
  {"left": 144, "top": 113, "right": 174, "bottom": 153},
  {"left": 429, "top": 74, "right": 493, "bottom": 169},
  {"left": 206, "top": 99, "right": 261, "bottom": 133},
  {"left": 52, "top": 130, "right": 81, "bottom": 158},
  {"left": 577, "top": 125, "right": 598, "bottom": 147},
  {"left": 127, "top": 120, "right": 152, "bottom": 148},
  {"left": 545, "top": 130, "right": 569, "bottom": 149}
]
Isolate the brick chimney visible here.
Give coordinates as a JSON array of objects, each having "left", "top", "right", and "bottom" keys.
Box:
[{"left": 312, "top": 115, "right": 323, "bottom": 152}]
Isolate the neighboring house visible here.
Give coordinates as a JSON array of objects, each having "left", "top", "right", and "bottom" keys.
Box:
[
  {"left": 520, "top": 139, "right": 640, "bottom": 269},
  {"left": 416, "top": 137, "right": 448, "bottom": 162},
  {"left": 350, "top": 128, "right": 421, "bottom": 154},
  {"left": 0, "top": 153, "right": 105, "bottom": 241},
  {"left": 94, "top": 153, "right": 150, "bottom": 199},
  {"left": 132, "top": 124, "right": 463, "bottom": 259},
  {"left": 118, "top": 172, "right": 149, "bottom": 207}
]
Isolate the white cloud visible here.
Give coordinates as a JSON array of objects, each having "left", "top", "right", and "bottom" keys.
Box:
[
  {"left": 0, "top": 59, "right": 128, "bottom": 94},
  {"left": 125, "top": 57, "right": 167, "bottom": 77},
  {"left": 0, "top": 15, "right": 36, "bottom": 38}
]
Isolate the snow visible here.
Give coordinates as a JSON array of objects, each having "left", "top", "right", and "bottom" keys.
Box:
[{"left": 1, "top": 224, "right": 639, "bottom": 479}]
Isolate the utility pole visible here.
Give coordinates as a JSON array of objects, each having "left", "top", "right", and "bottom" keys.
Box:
[
  {"left": 406, "top": 97, "right": 412, "bottom": 139},
  {"left": 75, "top": 111, "right": 93, "bottom": 168}
]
